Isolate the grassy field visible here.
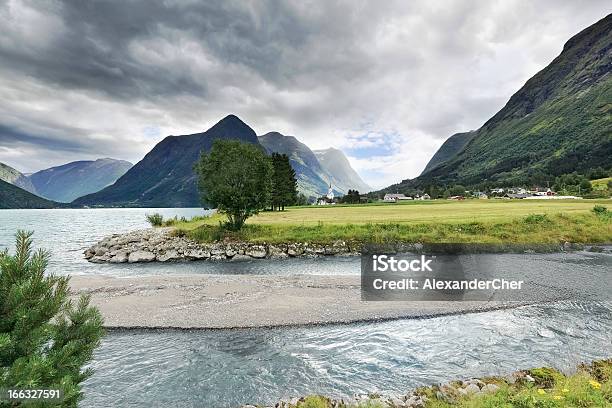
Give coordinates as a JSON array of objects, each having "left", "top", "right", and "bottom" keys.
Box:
[{"left": 171, "top": 199, "right": 612, "bottom": 245}]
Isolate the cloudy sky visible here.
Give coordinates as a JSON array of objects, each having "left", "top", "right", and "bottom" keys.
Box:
[{"left": 0, "top": 0, "right": 610, "bottom": 189}]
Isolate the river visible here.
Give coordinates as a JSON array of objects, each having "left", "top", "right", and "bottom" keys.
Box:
[{"left": 0, "top": 209, "right": 610, "bottom": 407}]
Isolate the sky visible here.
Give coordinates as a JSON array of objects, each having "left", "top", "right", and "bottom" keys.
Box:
[{"left": 0, "top": 1, "right": 610, "bottom": 189}]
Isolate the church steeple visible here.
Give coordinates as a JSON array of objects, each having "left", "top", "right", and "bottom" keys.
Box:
[{"left": 326, "top": 183, "right": 334, "bottom": 200}]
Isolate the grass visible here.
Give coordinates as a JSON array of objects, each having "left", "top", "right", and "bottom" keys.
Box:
[
  {"left": 283, "top": 360, "right": 612, "bottom": 407},
  {"left": 173, "top": 200, "right": 612, "bottom": 245}
]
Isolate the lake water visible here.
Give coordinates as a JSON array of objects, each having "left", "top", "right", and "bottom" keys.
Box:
[{"left": 0, "top": 209, "right": 610, "bottom": 407}]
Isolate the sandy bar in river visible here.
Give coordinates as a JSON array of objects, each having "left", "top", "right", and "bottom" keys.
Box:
[{"left": 69, "top": 274, "right": 528, "bottom": 329}]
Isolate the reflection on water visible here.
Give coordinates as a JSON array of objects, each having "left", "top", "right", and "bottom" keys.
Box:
[{"left": 83, "top": 301, "right": 612, "bottom": 408}]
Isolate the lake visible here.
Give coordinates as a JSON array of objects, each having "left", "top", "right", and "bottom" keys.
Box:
[{"left": 0, "top": 209, "right": 610, "bottom": 407}]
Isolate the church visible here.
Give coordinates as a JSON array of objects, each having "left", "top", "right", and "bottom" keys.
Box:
[{"left": 316, "top": 184, "right": 336, "bottom": 205}]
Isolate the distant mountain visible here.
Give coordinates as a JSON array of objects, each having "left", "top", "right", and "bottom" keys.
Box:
[
  {"left": 0, "top": 162, "right": 37, "bottom": 194},
  {"left": 382, "top": 14, "right": 612, "bottom": 193},
  {"left": 314, "top": 148, "right": 371, "bottom": 193},
  {"left": 421, "top": 131, "right": 475, "bottom": 175},
  {"left": 258, "top": 132, "right": 333, "bottom": 198},
  {"left": 73, "top": 115, "right": 260, "bottom": 207},
  {"left": 30, "top": 158, "right": 132, "bottom": 203},
  {"left": 0, "top": 179, "right": 60, "bottom": 209}
]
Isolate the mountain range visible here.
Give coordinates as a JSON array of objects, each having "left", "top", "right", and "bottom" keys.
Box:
[
  {"left": 29, "top": 158, "right": 132, "bottom": 202},
  {"left": 258, "top": 132, "right": 370, "bottom": 198},
  {"left": 74, "top": 115, "right": 369, "bottom": 207},
  {"left": 384, "top": 13, "right": 611, "bottom": 193}
]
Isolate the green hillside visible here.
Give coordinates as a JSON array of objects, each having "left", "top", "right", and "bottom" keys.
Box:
[
  {"left": 0, "top": 179, "right": 60, "bottom": 209},
  {"left": 386, "top": 14, "right": 612, "bottom": 193}
]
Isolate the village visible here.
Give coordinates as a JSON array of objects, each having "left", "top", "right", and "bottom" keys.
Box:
[{"left": 315, "top": 185, "right": 585, "bottom": 205}]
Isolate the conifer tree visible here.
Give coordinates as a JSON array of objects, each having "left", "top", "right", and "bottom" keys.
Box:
[{"left": 0, "top": 231, "right": 104, "bottom": 407}]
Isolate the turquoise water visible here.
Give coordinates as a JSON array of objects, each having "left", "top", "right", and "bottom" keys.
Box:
[{"left": 1, "top": 209, "right": 610, "bottom": 407}]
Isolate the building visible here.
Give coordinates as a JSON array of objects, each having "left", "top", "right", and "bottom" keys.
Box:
[
  {"left": 416, "top": 193, "right": 431, "bottom": 200},
  {"left": 383, "top": 193, "right": 412, "bottom": 202},
  {"left": 317, "top": 184, "right": 336, "bottom": 205}
]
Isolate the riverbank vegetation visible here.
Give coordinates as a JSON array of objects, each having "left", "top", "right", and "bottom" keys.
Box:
[
  {"left": 172, "top": 200, "right": 612, "bottom": 245},
  {"left": 280, "top": 360, "right": 611, "bottom": 407}
]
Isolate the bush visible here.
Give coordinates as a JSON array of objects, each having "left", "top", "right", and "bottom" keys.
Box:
[
  {"left": 146, "top": 213, "right": 164, "bottom": 226},
  {"left": 524, "top": 213, "right": 549, "bottom": 224},
  {"left": 592, "top": 205, "right": 608, "bottom": 215},
  {"left": 0, "top": 231, "right": 104, "bottom": 406}
]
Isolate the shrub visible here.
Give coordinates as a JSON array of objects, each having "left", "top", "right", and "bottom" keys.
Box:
[
  {"left": 146, "top": 213, "right": 164, "bottom": 226},
  {"left": 0, "top": 231, "right": 104, "bottom": 406},
  {"left": 592, "top": 205, "right": 608, "bottom": 215},
  {"left": 524, "top": 213, "right": 549, "bottom": 224},
  {"left": 297, "top": 395, "right": 331, "bottom": 408}
]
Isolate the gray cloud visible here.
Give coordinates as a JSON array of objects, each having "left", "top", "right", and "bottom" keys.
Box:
[{"left": 0, "top": 0, "right": 610, "bottom": 187}]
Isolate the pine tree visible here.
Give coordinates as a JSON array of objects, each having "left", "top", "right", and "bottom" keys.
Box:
[
  {"left": 0, "top": 231, "right": 104, "bottom": 407},
  {"left": 270, "top": 153, "right": 297, "bottom": 211}
]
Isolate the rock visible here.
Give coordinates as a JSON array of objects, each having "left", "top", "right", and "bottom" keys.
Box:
[
  {"left": 184, "top": 248, "right": 210, "bottom": 260},
  {"left": 464, "top": 384, "right": 480, "bottom": 394},
  {"left": 84, "top": 248, "right": 95, "bottom": 259},
  {"left": 157, "top": 250, "right": 182, "bottom": 262},
  {"left": 389, "top": 396, "right": 405, "bottom": 407},
  {"left": 269, "top": 245, "right": 288, "bottom": 259},
  {"left": 94, "top": 247, "right": 107, "bottom": 256},
  {"left": 128, "top": 250, "right": 156, "bottom": 263},
  {"left": 109, "top": 250, "right": 128, "bottom": 263},
  {"left": 287, "top": 244, "right": 304, "bottom": 257},
  {"left": 225, "top": 247, "right": 237, "bottom": 257},
  {"left": 481, "top": 384, "right": 500, "bottom": 394},
  {"left": 230, "top": 254, "right": 252, "bottom": 262},
  {"left": 246, "top": 245, "right": 267, "bottom": 258}
]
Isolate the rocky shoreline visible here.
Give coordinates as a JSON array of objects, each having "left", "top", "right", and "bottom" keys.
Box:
[
  {"left": 84, "top": 227, "right": 364, "bottom": 263},
  {"left": 237, "top": 360, "right": 611, "bottom": 407},
  {"left": 84, "top": 228, "right": 609, "bottom": 264}
]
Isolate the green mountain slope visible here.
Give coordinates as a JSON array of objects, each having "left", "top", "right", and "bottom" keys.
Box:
[
  {"left": 0, "top": 162, "right": 37, "bottom": 194},
  {"left": 0, "top": 179, "right": 60, "bottom": 209},
  {"left": 420, "top": 131, "right": 475, "bottom": 175},
  {"left": 73, "top": 115, "right": 260, "bottom": 207},
  {"left": 385, "top": 14, "right": 612, "bottom": 192},
  {"left": 30, "top": 158, "right": 132, "bottom": 202}
]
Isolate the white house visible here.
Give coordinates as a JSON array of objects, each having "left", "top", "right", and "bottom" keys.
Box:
[{"left": 383, "top": 193, "right": 412, "bottom": 202}]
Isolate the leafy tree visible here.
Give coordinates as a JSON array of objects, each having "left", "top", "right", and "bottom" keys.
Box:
[
  {"left": 0, "top": 231, "right": 104, "bottom": 407},
  {"left": 270, "top": 153, "right": 297, "bottom": 211},
  {"left": 446, "top": 185, "right": 467, "bottom": 197},
  {"left": 342, "top": 189, "right": 360, "bottom": 204},
  {"left": 196, "top": 140, "right": 273, "bottom": 230}
]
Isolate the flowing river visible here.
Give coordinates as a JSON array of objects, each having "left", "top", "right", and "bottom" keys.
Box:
[{"left": 0, "top": 209, "right": 610, "bottom": 408}]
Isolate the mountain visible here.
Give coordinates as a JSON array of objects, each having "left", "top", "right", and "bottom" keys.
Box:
[
  {"left": 73, "top": 115, "right": 260, "bottom": 207},
  {"left": 0, "top": 179, "right": 60, "bottom": 209},
  {"left": 258, "top": 132, "right": 333, "bottom": 198},
  {"left": 29, "top": 158, "right": 132, "bottom": 203},
  {"left": 384, "top": 14, "right": 612, "bottom": 193},
  {"left": 314, "top": 148, "right": 371, "bottom": 193},
  {"left": 0, "top": 162, "right": 37, "bottom": 194},
  {"left": 420, "top": 131, "right": 475, "bottom": 175}
]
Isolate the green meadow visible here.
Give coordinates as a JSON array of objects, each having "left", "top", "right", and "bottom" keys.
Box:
[{"left": 171, "top": 199, "right": 612, "bottom": 245}]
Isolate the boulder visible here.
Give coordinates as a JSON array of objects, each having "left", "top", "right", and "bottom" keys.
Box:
[
  {"left": 109, "top": 251, "right": 128, "bottom": 263},
  {"left": 128, "top": 250, "right": 156, "bottom": 263},
  {"left": 246, "top": 245, "right": 267, "bottom": 258},
  {"left": 157, "top": 250, "right": 182, "bottom": 262}
]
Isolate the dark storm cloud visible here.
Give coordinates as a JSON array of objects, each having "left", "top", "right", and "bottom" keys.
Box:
[{"left": 0, "top": 0, "right": 610, "bottom": 185}]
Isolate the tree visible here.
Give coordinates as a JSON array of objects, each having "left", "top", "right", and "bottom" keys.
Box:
[
  {"left": 196, "top": 140, "right": 273, "bottom": 230},
  {"left": 0, "top": 231, "right": 104, "bottom": 407},
  {"left": 342, "top": 189, "right": 360, "bottom": 204},
  {"left": 295, "top": 193, "right": 309, "bottom": 206},
  {"left": 270, "top": 153, "right": 297, "bottom": 211}
]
